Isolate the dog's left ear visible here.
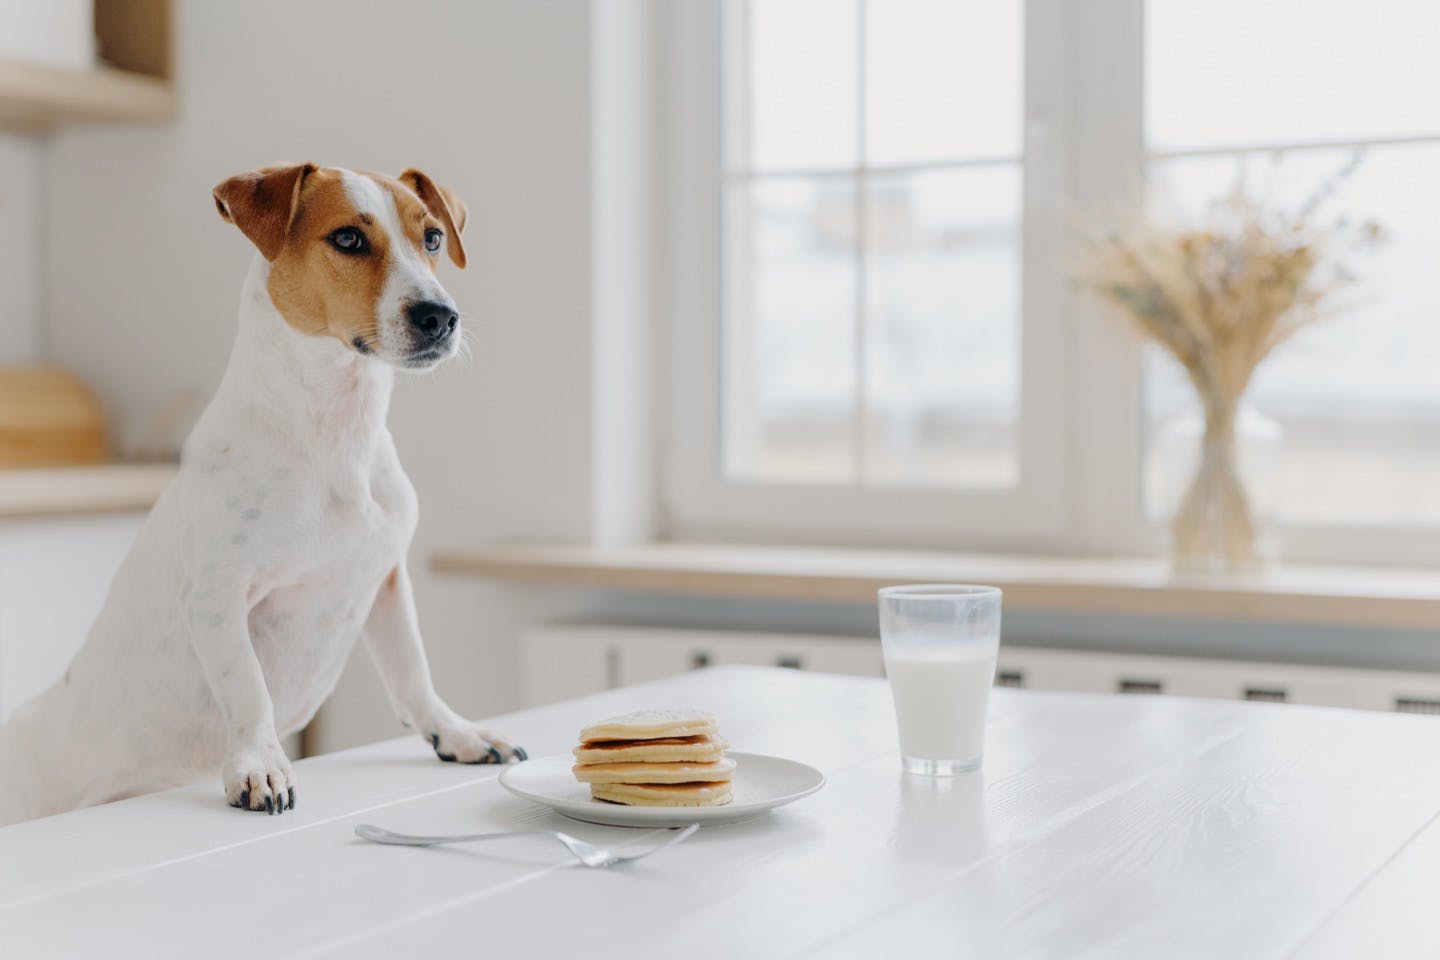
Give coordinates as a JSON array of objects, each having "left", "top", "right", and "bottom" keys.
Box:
[
  {"left": 213, "top": 163, "right": 317, "bottom": 262},
  {"left": 400, "top": 169, "right": 468, "bottom": 269}
]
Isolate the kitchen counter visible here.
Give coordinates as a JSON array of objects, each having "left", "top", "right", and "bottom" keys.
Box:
[{"left": 0, "top": 463, "right": 175, "bottom": 519}]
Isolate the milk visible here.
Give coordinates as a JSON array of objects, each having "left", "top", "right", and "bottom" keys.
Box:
[{"left": 884, "top": 649, "right": 996, "bottom": 765}]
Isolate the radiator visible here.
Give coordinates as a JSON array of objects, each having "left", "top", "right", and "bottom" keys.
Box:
[{"left": 521, "top": 623, "right": 1440, "bottom": 716}]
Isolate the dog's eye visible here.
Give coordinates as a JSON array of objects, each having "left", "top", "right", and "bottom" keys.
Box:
[
  {"left": 329, "top": 228, "right": 367, "bottom": 254},
  {"left": 424, "top": 228, "right": 443, "bottom": 253}
]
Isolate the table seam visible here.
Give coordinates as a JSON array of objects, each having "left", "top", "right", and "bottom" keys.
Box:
[
  {"left": 1277, "top": 803, "right": 1440, "bottom": 960},
  {"left": 0, "top": 770, "right": 504, "bottom": 914},
  {"left": 260, "top": 750, "right": 900, "bottom": 956},
  {"left": 786, "top": 718, "right": 1260, "bottom": 959},
  {"left": 277, "top": 860, "right": 572, "bottom": 960}
]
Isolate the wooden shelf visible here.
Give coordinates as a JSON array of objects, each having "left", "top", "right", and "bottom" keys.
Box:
[
  {"left": 431, "top": 541, "right": 1440, "bottom": 631},
  {"left": 0, "top": 60, "right": 173, "bottom": 131},
  {"left": 0, "top": 0, "right": 174, "bottom": 132},
  {"left": 0, "top": 463, "right": 175, "bottom": 519}
]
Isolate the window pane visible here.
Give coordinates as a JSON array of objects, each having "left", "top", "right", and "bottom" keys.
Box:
[
  {"left": 865, "top": 0, "right": 1023, "bottom": 165},
  {"left": 724, "top": 179, "right": 858, "bottom": 483},
  {"left": 732, "top": 0, "right": 858, "bottom": 172},
  {"left": 863, "top": 166, "right": 1020, "bottom": 486},
  {"left": 1144, "top": 144, "right": 1440, "bottom": 524},
  {"left": 1147, "top": 0, "right": 1440, "bottom": 152}
]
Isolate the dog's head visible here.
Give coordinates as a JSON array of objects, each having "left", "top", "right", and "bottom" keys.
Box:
[{"left": 213, "top": 163, "right": 468, "bottom": 371}]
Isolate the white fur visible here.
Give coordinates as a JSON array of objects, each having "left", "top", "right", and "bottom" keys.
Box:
[
  {"left": 0, "top": 245, "right": 511, "bottom": 825},
  {"left": 340, "top": 170, "right": 449, "bottom": 361}
]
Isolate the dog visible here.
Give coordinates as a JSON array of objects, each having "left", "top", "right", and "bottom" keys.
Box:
[{"left": 0, "top": 163, "right": 522, "bottom": 826}]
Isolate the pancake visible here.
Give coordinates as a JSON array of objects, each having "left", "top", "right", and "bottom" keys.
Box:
[
  {"left": 572, "top": 735, "right": 728, "bottom": 765},
  {"left": 572, "top": 757, "right": 737, "bottom": 785},
  {"left": 579, "top": 709, "right": 717, "bottom": 743},
  {"left": 591, "top": 781, "right": 733, "bottom": 807}
]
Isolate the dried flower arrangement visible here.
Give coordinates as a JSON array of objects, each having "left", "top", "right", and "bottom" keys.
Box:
[{"left": 1074, "top": 154, "right": 1383, "bottom": 570}]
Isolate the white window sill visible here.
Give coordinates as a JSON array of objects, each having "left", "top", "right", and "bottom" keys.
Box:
[{"left": 431, "top": 541, "right": 1440, "bottom": 632}]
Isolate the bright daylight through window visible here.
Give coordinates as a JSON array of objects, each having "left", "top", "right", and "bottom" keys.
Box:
[
  {"left": 1144, "top": 0, "right": 1440, "bottom": 526},
  {"left": 712, "top": 0, "right": 1440, "bottom": 550},
  {"left": 721, "top": 0, "right": 1022, "bottom": 488}
]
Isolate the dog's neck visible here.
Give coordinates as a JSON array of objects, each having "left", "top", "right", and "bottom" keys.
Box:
[{"left": 219, "top": 255, "right": 394, "bottom": 454}]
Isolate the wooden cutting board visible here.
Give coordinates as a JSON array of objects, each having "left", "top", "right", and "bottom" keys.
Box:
[{"left": 0, "top": 366, "right": 108, "bottom": 466}]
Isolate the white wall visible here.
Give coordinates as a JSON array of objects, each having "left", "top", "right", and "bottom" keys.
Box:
[
  {"left": 591, "top": 0, "right": 660, "bottom": 546},
  {"left": 0, "top": 133, "right": 42, "bottom": 362},
  {"left": 42, "top": 0, "right": 623, "bottom": 750}
]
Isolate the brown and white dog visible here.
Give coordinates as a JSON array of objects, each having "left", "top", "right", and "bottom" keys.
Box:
[{"left": 0, "top": 163, "right": 522, "bottom": 826}]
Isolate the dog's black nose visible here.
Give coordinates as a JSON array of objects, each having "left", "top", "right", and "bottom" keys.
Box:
[{"left": 406, "top": 300, "right": 458, "bottom": 342}]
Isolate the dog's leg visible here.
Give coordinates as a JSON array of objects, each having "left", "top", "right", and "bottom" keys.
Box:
[
  {"left": 187, "top": 591, "right": 295, "bottom": 813},
  {"left": 363, "top": 564, "right": 524, "bottom": 763}
]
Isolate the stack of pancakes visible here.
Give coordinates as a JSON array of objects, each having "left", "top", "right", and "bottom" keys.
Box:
[{"left": 572, "top": 709, "right": 734, "bottom": 806}]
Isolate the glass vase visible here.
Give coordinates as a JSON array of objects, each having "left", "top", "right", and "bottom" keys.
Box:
[{"left": 1150, "top": 399, "right": 1280, "bottom": 573}]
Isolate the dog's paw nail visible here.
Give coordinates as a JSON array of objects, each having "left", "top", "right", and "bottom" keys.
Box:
[
  {"left": 430, "top": 733, "right": 440, "bottom": 750},
  {"left": 512, "top": 746, "right": 528, "bottom": 762},
  {"left": 265, "top": 794, "right": 275, "bottom": 814},
  {"left": 486, "top": 746, "right": 503, "bottom": 763},
  {"left": 240, "top": 789, "right": 250, "bottom": 810},
  {"left": 288, "top": 786, "right": 296, "bottom": 810},
  {"left": 437, "top": 752, "right": 457, "bottom": 763}
]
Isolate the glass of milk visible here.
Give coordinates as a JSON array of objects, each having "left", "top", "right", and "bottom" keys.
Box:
[{"left": 879, "top": 585, "right": 1002, "bottom": 776}]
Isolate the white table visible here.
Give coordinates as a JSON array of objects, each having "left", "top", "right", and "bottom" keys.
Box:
[{"left": 2, "top": 666, "right": 1437, "bottom": 958}]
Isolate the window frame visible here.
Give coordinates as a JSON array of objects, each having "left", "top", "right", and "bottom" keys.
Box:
[
  {"left": 663, "top": 0, "right": 1093, "bottom": 549},
  {"left": 660, "top": 0, "right": 1440, "bottom": 565}
]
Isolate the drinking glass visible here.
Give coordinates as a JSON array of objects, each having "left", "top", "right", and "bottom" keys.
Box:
[{"left": 879, "top": 584, "right": 1002, "bottom": 775}]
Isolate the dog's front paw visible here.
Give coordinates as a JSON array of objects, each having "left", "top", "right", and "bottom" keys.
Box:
[
  {"left": 426, "top": 720, "right": 526, "bottom": 765},
  {"left": 224, "top": 742, "right": 295, "bottom": 814}
]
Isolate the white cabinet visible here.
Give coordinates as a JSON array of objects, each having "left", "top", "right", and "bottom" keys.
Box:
[
  {"left": 520, "top": 624, "right": 885, "bottom": 707},
  {"left": 0, "top": 514, "right": 143, "bottom": 721},
  {"left": 520, "top": 623, "right": 1440, "bottom": 717}
]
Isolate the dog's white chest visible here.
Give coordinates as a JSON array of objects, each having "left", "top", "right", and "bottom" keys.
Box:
[{"left": 242, "top": 447, "right": 418, "bottom": 732}]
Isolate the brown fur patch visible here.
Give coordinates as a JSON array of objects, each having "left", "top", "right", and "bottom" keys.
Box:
[
  {"left": 264, "top": 168, "right": 392, "bottom": 346},
  {"left": 215, "top": 165, "right": 465, "bottom": 350},
  {"left": 213, "top": 164, "right": 316, "bottom": 262},
  {"left": 400, "top": 168, "right": 468, "bottom": 268},
  {"left": 367, "top": 171, "right": 447, "bottom": 269}
]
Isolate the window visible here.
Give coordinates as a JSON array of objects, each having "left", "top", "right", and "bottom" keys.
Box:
[
  {"left": 722, "top": 0, "right": 1024, "bottom": 488},
  {"left": 665, "top": 1, "right": 1440, "bottom": 561},
  {"left": 666, "top": 0, "right": 1066, "bottom": 545},
  {"left": 1144, "top": 0, "right": 1440, "bottom": 528}
]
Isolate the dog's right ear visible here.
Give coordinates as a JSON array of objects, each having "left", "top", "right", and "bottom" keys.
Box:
[{"left": 213, "top": 163, "right": 317, "bottom": 261}]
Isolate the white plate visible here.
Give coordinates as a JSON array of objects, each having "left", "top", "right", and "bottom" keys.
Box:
[{"left": 498, "top": 752, "right": 826, "bottom": 828}]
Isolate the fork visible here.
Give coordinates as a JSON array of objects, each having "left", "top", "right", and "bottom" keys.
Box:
[{"left": 353, "top": 822, "right": 700, "bottom": 868}]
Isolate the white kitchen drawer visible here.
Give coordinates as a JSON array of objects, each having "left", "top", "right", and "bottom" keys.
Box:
[
  {"left": 522, "top": 623, "right": 1440, "bottom": 719},
  {"left": 0, "top": 514, "right": 143, "bottom": 721},
  {"left": 520, "top": 624, "right": 882, "bottom": 707}
]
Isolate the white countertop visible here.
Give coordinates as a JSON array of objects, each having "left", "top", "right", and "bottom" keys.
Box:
[{"left": 1, "top": 666, "right": 1436, "bottom": 958}]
